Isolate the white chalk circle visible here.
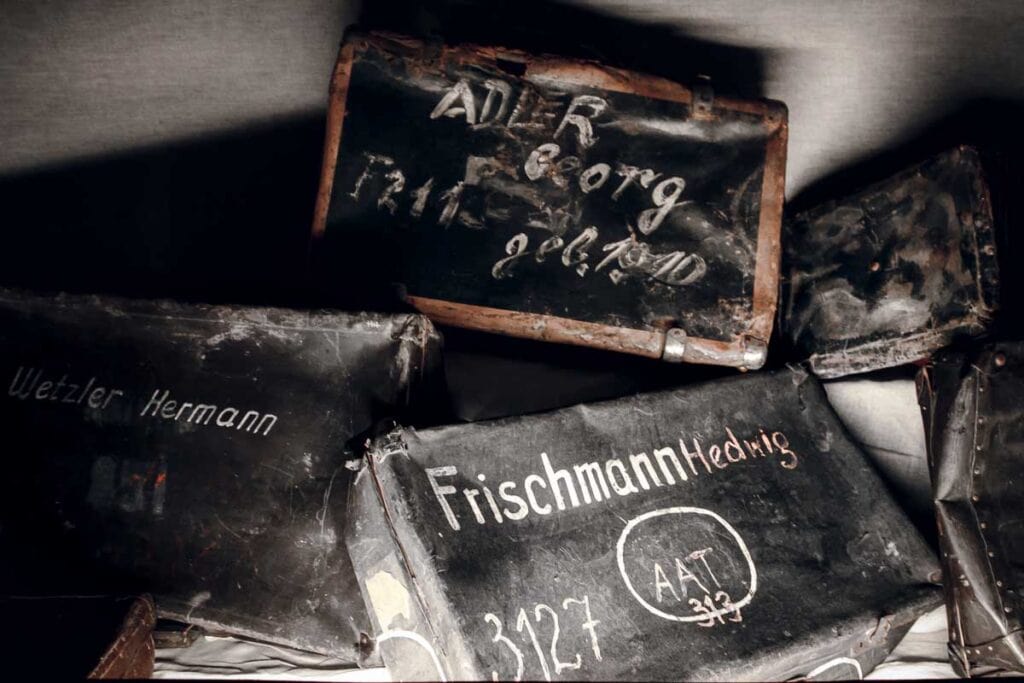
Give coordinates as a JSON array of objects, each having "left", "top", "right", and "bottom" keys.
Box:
[
  {"left": 615, "top": 506, "right": 757, "bottom": 622},
  {"left": 805, "top": 656, "right": 863, "bottom": 680}
]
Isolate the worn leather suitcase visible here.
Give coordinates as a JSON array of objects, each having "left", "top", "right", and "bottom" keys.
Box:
[
  {"left": 345, "top": 366, "right": 940, "bottom": 680},
  {"left": 783, "top": 146, "right": 1000, "bottom": 379},
  {"left": 918, "top": 342, "right": 1024, "bottom": 676},
  {"left": 0, "top": 289, "right": 442, "bottom": 661},
  {"left": 312, "top": 31, "right": 788, "bottom": 369}
]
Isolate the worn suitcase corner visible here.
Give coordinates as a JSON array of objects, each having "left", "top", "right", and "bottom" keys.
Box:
[
  {"left": 345, "top": 426, "right": 479, "bottom": 680},
  {"left": 313, "top": 31, "right": 787, "bottom": 369},
  {"left": 784, "top": 145, "right": 1000, "bottom": 379}
]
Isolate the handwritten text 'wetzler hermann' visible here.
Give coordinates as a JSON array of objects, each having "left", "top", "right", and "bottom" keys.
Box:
[
  {"left": 420, "top": 426, "right": 800, "bottom": 531},
  {"left": 7, "top": 366, "right": 279, "bottom": 437}
]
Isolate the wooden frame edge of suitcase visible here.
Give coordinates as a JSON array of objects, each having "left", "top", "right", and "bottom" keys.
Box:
[
  {"left": 311, "top": 39, "right": 356, "bottom": 242},
  {"left": 310, "top": 32, "right": 787, "bottom": 369}
]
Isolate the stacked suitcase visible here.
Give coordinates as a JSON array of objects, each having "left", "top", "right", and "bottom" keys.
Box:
[{"left": 1, "top": 28, "right": 1019, "bottom": 680}]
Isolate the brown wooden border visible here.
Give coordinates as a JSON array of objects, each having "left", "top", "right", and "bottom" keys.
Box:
[
  {"left": 311, "top": 40, "right": 355, "bottom": 240},
  {"left": 406, "top": 296, "right": 666, "bottom": 358}
]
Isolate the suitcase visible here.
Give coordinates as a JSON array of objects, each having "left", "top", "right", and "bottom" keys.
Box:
[
  {"left": 918, "top": 342, "right": 1024, "bottom": 675},
  {"left": 783, "top": 146, "right": 1000, "bottom": 378},
  {"left": 312, "top": 31, "right": 788, "bottom": 369},
  {"left": 345, "top": 366, "right": 940, "bottom": 680},
  {"left": 0, "top": 289, "right": 442, "bottom": 661}
]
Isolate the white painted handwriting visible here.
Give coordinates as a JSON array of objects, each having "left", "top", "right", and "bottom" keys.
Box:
[{"left": 484, "top": 595, "right": 601, "bottom": 681}]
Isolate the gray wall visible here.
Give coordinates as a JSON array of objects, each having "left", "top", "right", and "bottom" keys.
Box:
[{"left": 2, "top": 0, "right": 1021, "bottom": 195}]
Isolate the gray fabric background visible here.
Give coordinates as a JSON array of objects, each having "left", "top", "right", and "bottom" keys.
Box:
[{"left": 2, "top": 0, "right": 1021, "bottom": 196}]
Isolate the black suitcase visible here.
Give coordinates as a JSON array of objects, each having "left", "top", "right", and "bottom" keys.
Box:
[
  {"left": 346, "top": 366, "right": 940, "bottom": 680},
  {"left": 0, "top": 289, "right": 442, "bottom": 661}
]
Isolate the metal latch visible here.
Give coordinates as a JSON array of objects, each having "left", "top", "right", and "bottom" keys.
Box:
[
  {"left": 663, "top": 328, "right": 687, "bottom": 363},
  {"left": 692, "top": 80, "right": 714, "bottom": 121},
  {"left": 740, "top": 336, "right": 768, "bottom": 370}
]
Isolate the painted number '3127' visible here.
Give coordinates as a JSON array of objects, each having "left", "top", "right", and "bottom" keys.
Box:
[{"left": 483, "top": 595, "right": 602, "bottom": 681}]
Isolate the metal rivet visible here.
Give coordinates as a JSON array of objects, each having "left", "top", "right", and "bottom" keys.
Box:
[
  {"left": 983, "top": 244, "right": 996, "bottom": 255},
  {"left": 980, "top": 522, "right": 988, "bottom": 529},
  {"left": 997, "top": 580, "right": 1004, "bottom": 587},
  {"left": 973, "top": 495, "right": 980, "bottom": 502},
  {"left": 974, "top": 468, "right": 982, "bottom": 475},
  {"left": 962, "top": 580, "right": 971, "bottom": 587},
  {"left": 869, "top": 261, "right": 881, "bottom": 272},
  {"left": 978, "top": 416, "right": 985, "bottom": 424},
  {"left": 1005, "top": 607, "right": 1013, "bottom": 614},
  {"left": 995, "top": 353, "right": 1007, "bottom": 367},
  {"left": 989, "top": 551, "right": 995, "bottom": 557},
  {"left": 988, "top": 646, "right": 995, "bottom": 652},
  {"left": 977, "top": 445, "right": 984, "bottom": 451}
]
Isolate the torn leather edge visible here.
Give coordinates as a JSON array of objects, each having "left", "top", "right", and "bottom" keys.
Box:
[
  {"left": 917, "top": 352, "right": 1024, "bottom": 676},
  {"left": 309, "top": 31, "right": 786, "bottom": 369}
]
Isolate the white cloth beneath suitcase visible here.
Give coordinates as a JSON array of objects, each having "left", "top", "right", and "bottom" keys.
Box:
[{"left": 153, "top": 605, "right": 957, "bottom": 680}]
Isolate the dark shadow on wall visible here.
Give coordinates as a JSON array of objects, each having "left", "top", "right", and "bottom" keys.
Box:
[
  {"left": 357, "top": 0, "right": 771, "bottom": 100},
  {"left": 787, "top": 98, "right": 1024, "bottom": 340},
  {"left": 0, "top": 115, "right": 329, "bottom": 308}
]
